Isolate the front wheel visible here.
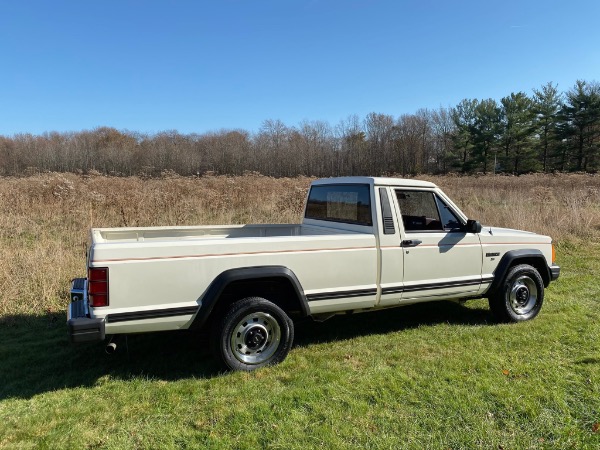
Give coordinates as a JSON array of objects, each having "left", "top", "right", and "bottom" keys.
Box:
[
  {"left": 212, "top": 297, "right": 294, "bottom": 371},
  {"left": 489, "top": 264, "right": 544, "bottom": 322}
]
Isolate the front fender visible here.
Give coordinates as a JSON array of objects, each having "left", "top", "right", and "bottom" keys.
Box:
[{"left": 486, "top": 249, "right": 554, "bottom": 296}]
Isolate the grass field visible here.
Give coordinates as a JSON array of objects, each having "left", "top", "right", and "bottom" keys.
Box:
[{"left": 0, "top": 173, "right": 599, "bottom": 448}]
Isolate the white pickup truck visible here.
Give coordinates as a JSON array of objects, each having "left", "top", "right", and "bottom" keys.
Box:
[{"left": 68, "top": 177, "right": 560, "bottom": 370}]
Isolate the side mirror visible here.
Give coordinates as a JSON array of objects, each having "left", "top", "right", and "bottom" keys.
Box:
[{"left": 466, "top": 219, "right": 482, "bottom": 234}]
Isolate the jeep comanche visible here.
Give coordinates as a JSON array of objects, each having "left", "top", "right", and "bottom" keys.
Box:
[{"left": 68, "top": 177, "right": 560, "bottom": 370}]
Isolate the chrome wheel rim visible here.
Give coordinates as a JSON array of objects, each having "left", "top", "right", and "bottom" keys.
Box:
[
  {"left": 509, "top": 276, "right": 538, "bottom": 315},
  {"left": 230, "top": 312, "right": 281, "bottom": 365}
]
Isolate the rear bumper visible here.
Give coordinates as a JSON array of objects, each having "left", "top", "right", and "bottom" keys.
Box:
[
  {"left": 550, "top": 264, "right": 561, "bottom": 282},
  {"left": 67, "top": 278, "right": 105, "bottom": 343}
]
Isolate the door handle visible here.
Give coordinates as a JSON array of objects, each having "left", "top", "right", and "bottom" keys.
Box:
[{"left": 401, "top": 239, "right": 422, "bottom": 247}]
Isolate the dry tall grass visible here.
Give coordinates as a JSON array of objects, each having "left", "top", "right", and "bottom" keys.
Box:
[
  {"left": 422, "top": 173, "right": 600, "bottom": 242},
  {"left": 1, "top": 172, "right": 598, "bottom": 318}
]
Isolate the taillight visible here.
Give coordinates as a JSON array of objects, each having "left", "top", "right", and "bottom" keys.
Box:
[
  {"left": 552, "top": 243, "right": 556, "bottom": 264},
  {"left": 88, "top": 267, "right": 109, "bottom": 307}
]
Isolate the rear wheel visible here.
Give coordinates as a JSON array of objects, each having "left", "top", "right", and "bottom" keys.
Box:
[
  {"left": 489, "top": 264, "right": 544, "bottom": 322},
  {"left": 212, "top": 297, "right": 294, "bottom": 371}
]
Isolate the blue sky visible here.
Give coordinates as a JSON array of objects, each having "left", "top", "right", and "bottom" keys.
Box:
[{"left": 1, "top": 0, "right": 599, "bottom": 135}]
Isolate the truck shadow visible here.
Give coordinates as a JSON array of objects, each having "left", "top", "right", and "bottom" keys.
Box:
[
  {"left": 0, "top": 301, "right": 491, "bottom": 400},
  {"left": 294, "top": 300, "right": 492, "bottom": 346}
]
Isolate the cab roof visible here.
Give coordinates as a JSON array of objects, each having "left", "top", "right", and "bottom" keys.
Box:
[{"left": 311, "top": 176, "right": 437, "bottom": 189}]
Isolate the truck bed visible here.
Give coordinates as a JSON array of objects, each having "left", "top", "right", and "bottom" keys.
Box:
[{"left": 86, "top": 221, "right": 378, "bottom": 319}]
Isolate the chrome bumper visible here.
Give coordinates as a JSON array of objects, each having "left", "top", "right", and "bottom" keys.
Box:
[{"left": 67, "top": 278, "right": 105, "bottom": 343}]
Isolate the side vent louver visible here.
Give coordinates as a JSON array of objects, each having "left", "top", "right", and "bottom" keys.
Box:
[{"left": 379, "top": 188, "right": 396, "bottom": 235}]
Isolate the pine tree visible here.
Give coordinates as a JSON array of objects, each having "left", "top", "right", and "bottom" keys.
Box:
[
  {"left": 473, "top": 99, "right": 502, "bottom": 174},
  {"left": 560, "top": 80, "right": 600, "bottom": 171},
  {"left": 500, "top": 93, "right": 536, "bottom": 173},
  {"left": 532, "top": 82, "right": 562, "bottom": 172}
]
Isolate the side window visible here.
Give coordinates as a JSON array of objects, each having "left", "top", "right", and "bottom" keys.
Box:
[
  {"left": 396, "top": 190, "right": 464, "bottom": 232},
  {"left": 396, "top": 190, "right": 443, "bottom": 231}
]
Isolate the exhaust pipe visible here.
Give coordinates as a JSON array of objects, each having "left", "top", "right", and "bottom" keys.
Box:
[{"left": 105, "top": 342, "right": 117, "bottom": 354}]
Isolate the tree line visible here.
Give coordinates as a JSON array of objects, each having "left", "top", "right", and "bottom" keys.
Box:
[{"left": 1, "top": 79, "right": 599, "bottom": 178}]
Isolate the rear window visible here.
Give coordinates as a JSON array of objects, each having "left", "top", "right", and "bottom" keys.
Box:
[{"left": 305, "top": 184, "right": 372, "bottom": 226}]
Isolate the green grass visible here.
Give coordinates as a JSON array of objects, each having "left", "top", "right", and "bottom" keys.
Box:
[{"left": 1, "top": 245, "right": 599, "bottom": 449}]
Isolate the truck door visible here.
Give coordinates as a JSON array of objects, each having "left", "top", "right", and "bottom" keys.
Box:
[{"left": 392, "top": 189, "right": 483, "bottom": 302}]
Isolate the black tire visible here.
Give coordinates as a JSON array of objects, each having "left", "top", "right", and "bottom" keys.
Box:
[
  {"left": 489, "top": 264, "right": 544, "bottom": 323},
  {"left": 211, "top": 297, "right": 294, "bottom": 371}
]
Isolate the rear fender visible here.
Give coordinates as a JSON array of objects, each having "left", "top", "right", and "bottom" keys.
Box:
[{"left": 190, "top": 266, "right": 309, "bottom": 330}]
